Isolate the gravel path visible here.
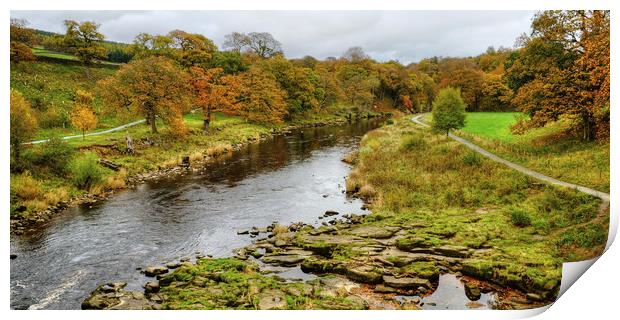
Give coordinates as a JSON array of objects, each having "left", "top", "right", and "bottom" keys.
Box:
[
  {"left": 25, "top": 119, "right": 146, "bottom": 145},
  {"left": 411, "top": 114, "right": 610, "bottom": 202}
]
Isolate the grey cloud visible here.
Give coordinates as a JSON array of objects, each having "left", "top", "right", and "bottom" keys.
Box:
[{"left": 11, "top": 10, "right": 535, "bottom": 64}]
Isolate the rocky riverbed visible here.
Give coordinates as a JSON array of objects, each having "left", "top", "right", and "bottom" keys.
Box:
[{"left": 83, "top": 211, "right": 550, "bottom": 310}]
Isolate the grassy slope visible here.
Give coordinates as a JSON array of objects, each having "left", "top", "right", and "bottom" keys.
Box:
[
  {"left": 424, "top": 112, "right": 609, "bottom": 192},
  {"left": 32, "top": 47, "right": 120, "bottom": 66},
  {"left": 10, "top": 60, "right": 127, "bottom": 140},
  {"left": 347, "top": 117, "right": 606, "bottom": 287}
]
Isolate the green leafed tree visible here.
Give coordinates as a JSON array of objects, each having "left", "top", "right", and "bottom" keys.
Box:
[
  {"left": 431, "top": 87, "right": 466, "bottom": 135},
  {"left": 63, "top": 20, "right": 107, "bottom": 65}
]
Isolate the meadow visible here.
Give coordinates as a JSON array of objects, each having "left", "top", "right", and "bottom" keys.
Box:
[{"left": 424, "top": 112, "right": 610, "bottom": 192}]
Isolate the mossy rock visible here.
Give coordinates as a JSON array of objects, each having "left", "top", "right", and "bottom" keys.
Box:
[{"left": 396, "top": 236, "right": 434, "bottom": 251}]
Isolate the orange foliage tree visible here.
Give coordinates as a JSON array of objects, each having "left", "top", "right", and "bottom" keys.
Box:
[
  {"left": 233, "top": 66, "right": 288, "bottom": 123},
  {"left": 189, "top": 66, "right": 243, "bottom": 131},
  {"left": 100, "top": 56, "right": 191, "bottom": 134},
  {"left": 506, "top": 10, "right": 609, "bottom": 140}
]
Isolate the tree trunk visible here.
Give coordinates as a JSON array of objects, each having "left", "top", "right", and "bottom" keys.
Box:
[
  {"left": 203, "top": 107, "right": 212, "bottom": 131},
  {"left": 149, "top": 112, "right": 158, "bottom": 133}
]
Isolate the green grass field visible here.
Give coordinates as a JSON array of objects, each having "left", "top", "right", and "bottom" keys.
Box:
[
  {"left": 32, "top": 47, "right": 120, "bottom": 66},
  {"left": 424, "top": 112, "right": 610, "bottom": 192},
  {"left": 460, "top": 112, "right": 521, "bottom": 142}
]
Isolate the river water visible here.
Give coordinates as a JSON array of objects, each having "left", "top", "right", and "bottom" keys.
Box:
[{"left": 10, "top": 119, "right": 384, "bottom": 310}]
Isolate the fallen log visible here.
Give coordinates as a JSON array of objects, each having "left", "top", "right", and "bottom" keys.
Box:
[{"left": 98, "top": 158, "right": 122, "bottom": 171}]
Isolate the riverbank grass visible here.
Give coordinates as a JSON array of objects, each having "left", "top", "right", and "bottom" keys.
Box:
[{"left": 343, "top": 117, "right": 606, "bottom": 295}]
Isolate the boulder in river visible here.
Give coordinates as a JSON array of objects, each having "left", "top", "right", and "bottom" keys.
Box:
[
  {"left": 143, "top": 266, "right": 168, "bottom": 277},
  {"left": 262, "top": 254, "right": 307, "bottom": 266},
  {"left": 324, "top": 210, "right": 339, "bottom": 217},
  {"left": 382, "top": 275, "right": 431, "bottom": 289},
  {"left": 166, "top": 261, "right": 182, "bottom": 269},
  {"left": 345, "top": 265, "right": 382, "bottom": 284},
  {"left": 144, "top": 281, "right": 160, "bottom": 294},
  {"left": 348, "top": 226, "right": 400, "bottom": 239},
  {"left": 257, "top": 289, "right": 288, "bottom": 310},
  {"left": 82, "top": 282, "right": 158, "bottom": 310},
  {"left": 434, "top": 245, "right": 471, "bottom": 258},
  {"left": 464, "top": 282, "right": 481, "bottom": 301}
]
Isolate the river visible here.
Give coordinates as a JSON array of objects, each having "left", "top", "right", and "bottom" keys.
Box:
[{"left": 10, "top": 118, "right": 384, "bottom": 310}]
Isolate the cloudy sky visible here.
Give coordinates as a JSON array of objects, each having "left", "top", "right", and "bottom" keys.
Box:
[{"left": 11, "top": 11, "right": 535, "bottom": 63}]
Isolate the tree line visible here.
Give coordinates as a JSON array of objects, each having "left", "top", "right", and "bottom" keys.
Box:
[{"left": 10, "top": 9, "right": 610, "bottom": 167}]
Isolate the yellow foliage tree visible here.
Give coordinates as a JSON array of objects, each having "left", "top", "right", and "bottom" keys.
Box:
[
  {"left": 10, "top": 89, "right": 38, "bottom": 166},
  {"left": 71, "top": 105, "right": 98, "bottom": 139}
]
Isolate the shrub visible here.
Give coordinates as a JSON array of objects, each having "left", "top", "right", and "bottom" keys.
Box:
[
  {"left": 359, "top": 184, "right": 377, "bottom": 199},
  {"left": 557, "top": 224, "right": 607, "bottom": 248},
  {"left": 510, "top": 207, "right": 532, "bottom": 227},
  {"left": 33, "top": 136, "right": 75, "bottom": 175},
  {"left": 44, "top": 188, "right": 69, "bottom": 206},
  {"left": 401, "top": 135, "right": 427, "bottom": 151},
  {"left": 70, "top": 152, "right": 103, "bottom": 189},
  {"left": 11, "top": 172, "right": 43, "bottom": 200},
  {"left": 104, "top": 168, "right": 127, "bottom": 190},
  {"left": 462, "top": 151, "right": 483, "bottom": 166}
]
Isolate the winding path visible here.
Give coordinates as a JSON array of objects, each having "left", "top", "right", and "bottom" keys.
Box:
[
  {"left": 411, "top": 114, "right": 610, "bottom": 202},
  {"left": 24, "top": 119, "right": 146, "bottom": 145}
]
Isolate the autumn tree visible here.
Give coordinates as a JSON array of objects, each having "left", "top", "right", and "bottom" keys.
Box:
[
  {"left": 336, "top": 64, "right": 376, "bottom": 109},
  {"left": 314, "top": 63, "right": 345, "bottom": 108},
  {"left": 99, "top": 56, "right": 191, "bottom": 134},
  {"left": 131, "top": 33, "right": 176, "bottom": 59},
  {"left": 260, "top": 56, "right": 321, "bottom": 114},
  {"left": 71, "top": 106, "right": 98, "bottom": 139},
  {"left": 71, "top": 90, "right": 98, "bottom": 139},
  {"left": 374, "top": 61, "right": 421, "bottom": 111},
  {"left": 190, "top": 66, "right": 243, "bottom": 130},
  {"left": 10, "top": 90, "right": 38, "bottom": 167},
  {"left": 437, "top": 58, "right": 484, "bottom": 111},
  {"left": 10, "top": 19, "right": 36, "bottom": 63},
  {"left": 505, "top": 10, "right": 609, "bottom": 140},
  {"left": 432, "top": 87, "right": 466, "bottom": 136},
  {"left": 63, "top": 20, "right": 107, "bottom": 65},
  {"left": 168, "top": 30, "right": 217, "bottom": 67},
  {"left": 342, "top": 46, "right": 370, "bottom": 63},
  {"left": 233, "top": 66, "right": 288, "bottom": 123},
  {"left": 479, "top": 74, "right": 512, "bottom": 111},
  {"left": 223, "top": 32, "right": 282, "bottom": 58}
]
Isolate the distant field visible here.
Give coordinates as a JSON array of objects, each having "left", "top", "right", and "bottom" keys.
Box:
[
  {"left": 31, "top": 47, "right": 120, "bottom": 66},
  {"left": 423, "top": 111, "right": 609, "bottom": 192},
  {"left": 460, "top": 112, "right": 521, "bottom": 142},
  {"left": 32, "top": 47, "right": 79, "bottom": 61}
]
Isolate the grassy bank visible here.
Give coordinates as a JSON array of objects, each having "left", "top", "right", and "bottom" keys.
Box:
[
  {"left": 10, "top": 60, "right": 123, "bottom": 140},
  {"left": 340, "top": 117, "right": 606, "bottom": 291},
  {"left": 423, "top": 112, "right": 609, "bottom": 192}
]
